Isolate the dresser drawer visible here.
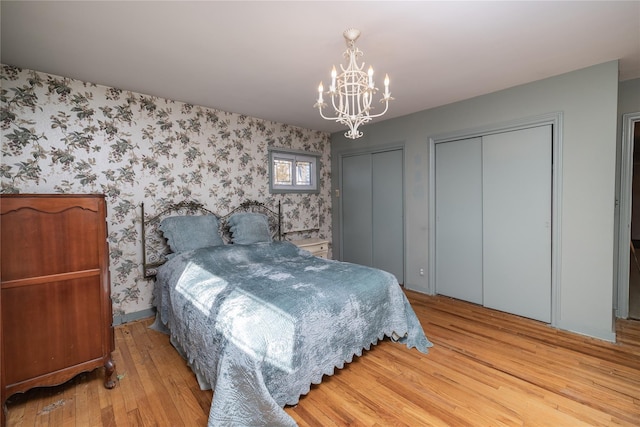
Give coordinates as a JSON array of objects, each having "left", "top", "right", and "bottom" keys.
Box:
[{"left": 291, "top": 238, "right": 329, "bottom": 258}]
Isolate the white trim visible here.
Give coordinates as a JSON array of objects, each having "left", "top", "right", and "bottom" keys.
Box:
[
  {"left": 616, "top": 112, "right": 640, "bottom": 319},
  {"left": 428, "top": 112, "right": 563, "bottom": 326}
]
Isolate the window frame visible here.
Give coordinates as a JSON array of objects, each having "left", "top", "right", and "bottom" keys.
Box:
[{"left": 268, "top": 148, "right": 320, "bottom": 194}]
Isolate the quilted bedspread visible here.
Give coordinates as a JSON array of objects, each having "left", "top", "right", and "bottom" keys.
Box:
[{"left": 154, "top": 241, "right": 432, "bottom": 426}]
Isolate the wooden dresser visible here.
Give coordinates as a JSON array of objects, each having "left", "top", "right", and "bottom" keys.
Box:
[{"left": 0, "top": 194, "right": 115, "bottom": 422}]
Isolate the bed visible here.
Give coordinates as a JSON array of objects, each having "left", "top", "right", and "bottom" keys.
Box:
[{"left": 143, "top": 199, "right": 432, "bottom": 426}]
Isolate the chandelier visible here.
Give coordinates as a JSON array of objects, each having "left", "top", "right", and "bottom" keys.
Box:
[{"left": 314, "top": 28, "right": 393, "bottom": 139}]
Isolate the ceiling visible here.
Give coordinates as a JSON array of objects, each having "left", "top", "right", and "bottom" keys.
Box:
[{"left": 2, "top": 1, "right": 639, "bottom": 134}]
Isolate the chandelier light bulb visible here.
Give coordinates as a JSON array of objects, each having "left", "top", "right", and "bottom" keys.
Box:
[
  {"left": 314, "top": 29, "right": 393, "bottom": 139},
  {"left": 384, "top": 74, "right": 390, "bottom": 98}
]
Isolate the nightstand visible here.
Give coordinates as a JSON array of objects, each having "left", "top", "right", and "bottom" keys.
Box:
[{"left": 291, "top": 238, "right": 329, "bottom": 259}]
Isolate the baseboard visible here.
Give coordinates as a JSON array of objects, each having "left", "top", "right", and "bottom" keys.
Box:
[
  {"left": 556, "top": 319, "right": 616, "bottom": 343},
  {"left": 113, "top": 308, "right": 156, "bottom": 326}
]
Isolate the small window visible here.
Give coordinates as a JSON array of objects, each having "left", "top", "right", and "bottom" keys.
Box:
[{"left": 269, "top": 149, "right": 320, "bottom": 193}]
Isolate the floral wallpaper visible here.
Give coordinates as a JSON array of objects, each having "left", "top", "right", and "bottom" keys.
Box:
[{"left": 1, "top": 64, "right": 332, "bottom": 323}]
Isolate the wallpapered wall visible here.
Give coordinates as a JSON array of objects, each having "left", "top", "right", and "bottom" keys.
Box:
[{"left": 1, "top": 64, "right": 332, "bottom": 322}]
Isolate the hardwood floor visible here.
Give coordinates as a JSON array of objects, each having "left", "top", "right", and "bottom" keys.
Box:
[{"left": 5, "top": 291, "right": 640, "bottom": 426}]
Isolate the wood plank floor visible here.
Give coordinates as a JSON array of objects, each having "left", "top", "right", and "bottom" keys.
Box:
[{"left": 5, "top": 291, "right": 640, "bottom": 426}]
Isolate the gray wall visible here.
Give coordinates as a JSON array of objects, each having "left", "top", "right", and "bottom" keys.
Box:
[
  {"left": 618, "top": 78, "right": 640, "bottom": 115},
  {"left": 331, "top": 61, "right": 620, "bottom": 341}
]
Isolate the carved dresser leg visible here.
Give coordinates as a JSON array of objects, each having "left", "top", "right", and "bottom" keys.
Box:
[{"left": 104, "top": 358, "right": 117, "bottom": 389}]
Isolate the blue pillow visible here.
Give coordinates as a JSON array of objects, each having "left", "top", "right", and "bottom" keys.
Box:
[
  {"left": 159, "top": 215, "right": 224, "bottom": 253},
  {"left": 227, "top": 213, "right": 272, "bottom": 244}
]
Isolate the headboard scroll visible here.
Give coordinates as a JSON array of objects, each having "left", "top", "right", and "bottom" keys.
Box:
[
  {"left": 141, "top": 200, "right": 218, "bottom": 278},
  {"left": 142, "top": 199, "right": 281, "bottom": 278}
]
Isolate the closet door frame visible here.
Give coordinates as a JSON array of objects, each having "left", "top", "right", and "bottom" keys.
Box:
[
  {"left": 428, "top": 112, "right": 563, "bottom": 327},
  {"left": 615, "top": 111, "right": 640, "bottom": 319}
]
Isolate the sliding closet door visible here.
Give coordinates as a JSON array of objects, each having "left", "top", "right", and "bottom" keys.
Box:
[
  {"left": 372, "top": 149, "right": 404, "bottom": 283},
  {"left": 342, "top": 154, "right": 373, "bottom": 267},
  {"left": 482, "top": 126, "right": 552, "bottom": 322},
  {"left": 435, "top": 138, "right": 483, "bottom": 304},
  {"left": 341, "top": 149, "right": 405, "bottom": 283}
]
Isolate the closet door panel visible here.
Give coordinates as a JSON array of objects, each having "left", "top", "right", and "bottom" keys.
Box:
[
  {"left": 372, "top": 150, "right": 404, "bottom": 283},
  {"left": 341, "top": 154, "right": 373, "bottom": 266},
  {"left": 435, "top": 138, "right": 484, "bottom": 304},
  {"left": 482, "top": 125, "right": 552, "bottom": 322}
]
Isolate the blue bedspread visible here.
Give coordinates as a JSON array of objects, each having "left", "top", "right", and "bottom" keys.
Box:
[{"left": 154, "top": 241, "right": 432, "bottom": 426}]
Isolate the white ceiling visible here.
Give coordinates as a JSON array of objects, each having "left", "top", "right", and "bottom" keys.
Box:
[{"left": 2, "top": 1, "right": 639, "bottom": 134}]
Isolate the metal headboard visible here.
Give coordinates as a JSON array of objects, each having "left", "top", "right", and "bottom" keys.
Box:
[
  {"left": 219, "top": 200, "right": 282, "bottom": 243},
  {"left": 141, "top": 200, "right": 218, "bottom": 278},
  {"left": 142, "top": 199, "right": 281, "bottom": 278}
]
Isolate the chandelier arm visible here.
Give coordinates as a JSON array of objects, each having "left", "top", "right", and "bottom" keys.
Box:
[
  {"left": 364, "top": 99, "right": 391, "bottom": 120},
  {"left": 317, "top": 105, "right": 340, "bottom": 121}
]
